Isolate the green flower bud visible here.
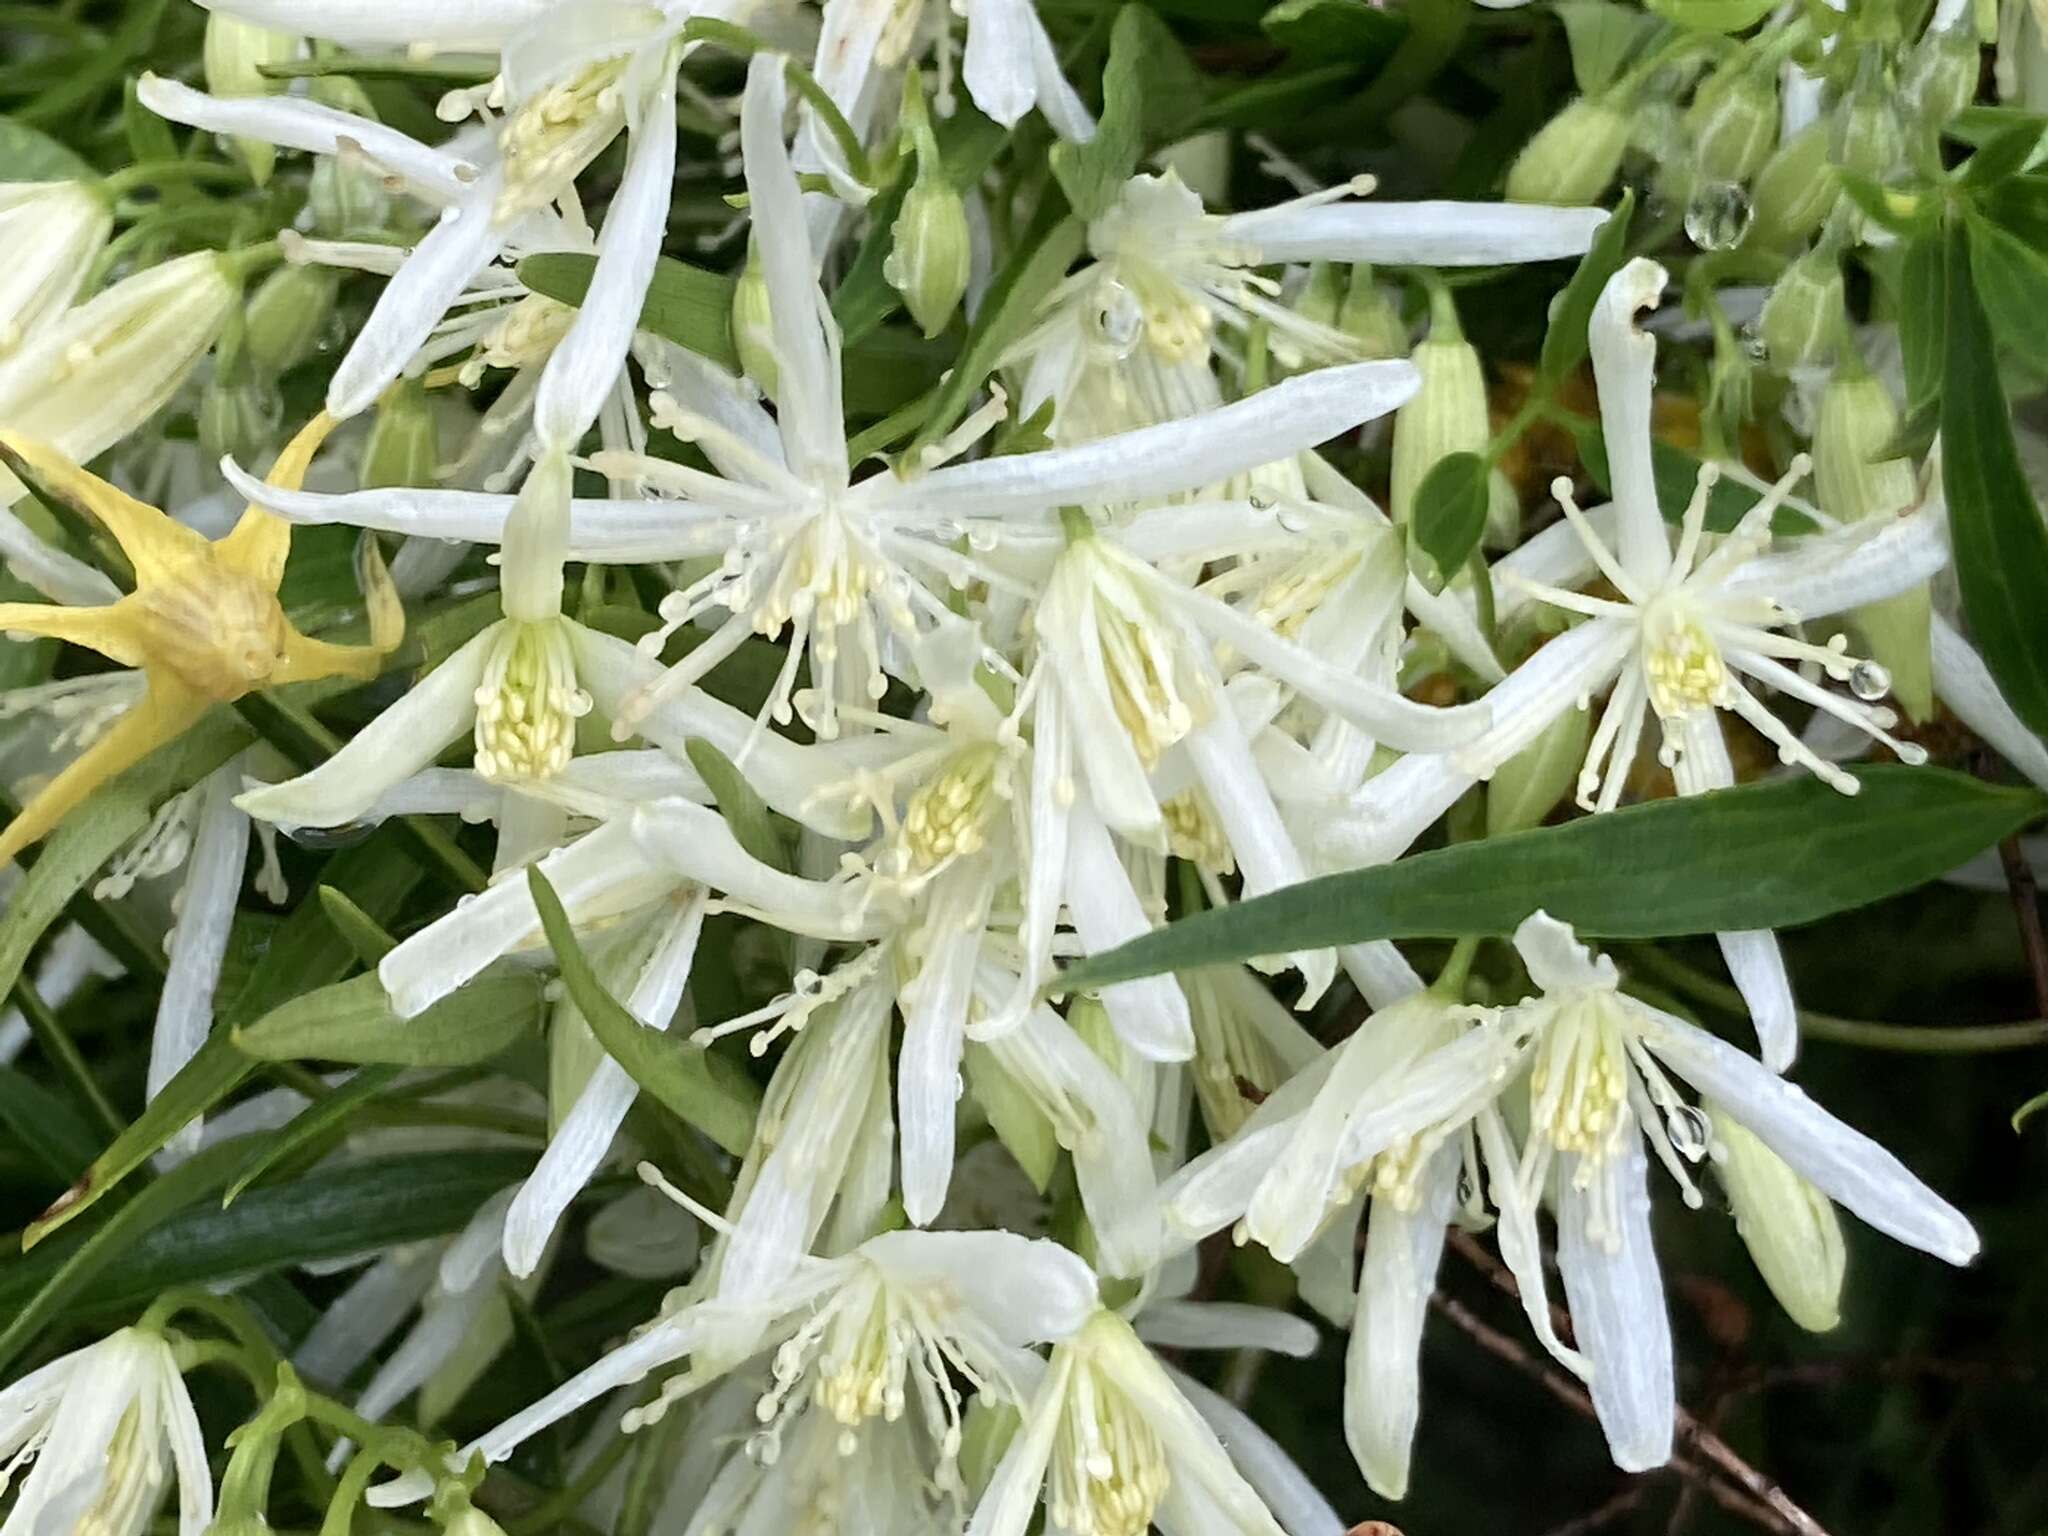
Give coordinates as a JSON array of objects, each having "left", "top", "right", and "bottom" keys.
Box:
[
  {"left": 198, "top": 374, "right": 281, "bottom": 464},
  {"left": 957, "top": 1397, "right": 1022, "bottom": 1500},
  {"left": 1906, "top": 23, "right": 1983, "bottom": 128},
  {"left": 1687, "top": 69, "right": 1780, "bottom": 185},
  {"left": 1832, "top": 67, "right": 1906, "bottom": 182},
  {"left": 360, "top": 377, "right": 440, "bottom": 489},
  {"left": 1758, "top": 248, "right": 1844, "bottom": 368},
  {"left": 1506, "top": 96, "right": 1630, "bottom": 206},
  {"left": 204, "top": 14, "right": 297, "bottom": 187},
  {"left": 1747, "top": 122, "right": 1840, "bottom": 250},
  {"left": 307, "top": 154, "right": 393, "bottom": 235},
  {"left": 732, "top": 237, "right": 778, "bottom": 401},
  {"left": 887, "top": 176, "right": 972, "bottom": 338},
  {"left": 243, "top": 262, "right": 339, "bottom": 375},
  {"left": 1338, "top": 264, "right": 1410, "bottom": 359},
  {"left": 1814, "top": 368, "right": 1933, "bottom": 719},
  {"left": 1390, "top": 291, "right": 1490, "bottom": 526},
  {"left": 963, "top": 1042, "right": 1061, "bottom": 1193},
  {"left": 1711, "top": 1107, "right": 1845, "bottom": 1333},
  {"left": 1487, "top": 685, "right": 1592, "bottom": 835}
]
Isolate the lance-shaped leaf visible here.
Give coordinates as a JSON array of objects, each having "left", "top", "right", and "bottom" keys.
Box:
[
  {"left": 1053, "top": 768, "right": 2044, "bottom": 991},
  {"left": 519, "top": 251, "right": 739, "bottom": 372},
  {"left": 234, "top": 968, "right": 545, "bottom": 1066},
  {"left": 1539, "top": 188, "right": 1633, "bottom": 385}
]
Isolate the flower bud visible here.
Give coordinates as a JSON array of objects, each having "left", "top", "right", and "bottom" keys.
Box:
[
  {"left": 243, "top": 262, "right": 339, "bottom": 375},
  {"left": 887, "top": 175, "right": 972, "bottom": 338},
  {"left": 1710, "top": 1106, "right": 1845, "bottom": 1333},
  {"left": 1488, "top": 699, "right": 1593, "bottom": 834},
  {"left": 361, "top": 377, "right": 441, "bottom": 489},
  {"left": 963, "top": 1043, "right": 1060, "bottom": 1191},
  {"left": 732, "top": 238, "right": 778, "bottom": 401},
  {"left": 0, "top": 180, "right": 112, "bottom": 356},
  {"left": 0, "top": 252, "right": 238, "bottom": 490},
  {"left": 1506, "top": 96, "right": 1630, "bottom": 206},
  {"left": 1906, "top": 23, "right": 1982, "bottom": 128},
  {"left": 1338, "top": 265, "right": 1410, "bottom": 359},
  {"left": 1390, "top": 291, "right": 1490, "bottom": 529},
  {"left": 1757, "top": 248, "right": 1843, "bottom": 368},
  {"left": 1814, "top": 367, "right": 1932, "bottom": 719},
  {"left": 204, "top": 14, "right": 299, "bottom": 186},
  {"left": 1747, "top": 122, "right": 1839, "bottom": 250},
  {"left": 1686, "top": 70, "right": 1779, "bottom": 185},
  {"left": 198, "top": 373, "right": 282, "bottom": 464},
  {"left": 1832, "top": 67, "right": 1906, "bottom": 183}
]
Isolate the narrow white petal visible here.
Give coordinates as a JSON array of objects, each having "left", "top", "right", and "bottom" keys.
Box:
[
  {"left": 1065, "top": 800, "right": 1195, "bottom": 1060},
  {"left": 1227, "top": 200, "right": 1607, "bottom": 266},
  {"left": 1138, "top": 1300, "right": 1319, "bottom": 1358},
  {"left": 1931, "top": 614, "right": 2048, "bottom": 793},
  {"left": 1555, "top": 1148, "right": 1675, "bottom": 1472},
  {"left": 629, "top": 800, "right": 873, "bottom": 940},
  {"left": 962, "top": 0, "right": 1037, "bottom": 126},
  {"left": 898, "top": 878, "right": 991, "bottom": 1224},
  {"left": 1454, "top": 617, "right": 1632, "bottom": 777},
  {"left": 504, "top": 1058, "right": 639, "bottom": 1278},
  {"left": 0, "top": 503, "right": 122, "bottom": 605},
  {"left": 1338, "top": 942, "right": 1424, "bottom": 1008},
  {"left": 964, "top": 1351, "right": 1072, "bottom": 1536},
  {"left": 1719, "top": 505, "right": 1949, "bottom": 619},
  {"left": 293, "top": 1249, "right": 439, "bottom": 1386},
  {"left": 1511, "top": 910, "right": 1618, "bottom": 993},
  {"left": 864, "top": 1228, "right": 1099, "bottom": 1345},
  {"left": 1322, "top": 751, "right": 1474, "bottom": 868},
  {"left": 1589, "top": 258, "right": 1673, "bottom": 587},
  {"left": 159, "top": 1367, "right": 214, "bottom": 1536}
]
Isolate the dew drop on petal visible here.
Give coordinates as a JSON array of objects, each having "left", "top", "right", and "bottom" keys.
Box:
[{"left": 1684, "top": 180, "right": 1753, "bottom": 251}]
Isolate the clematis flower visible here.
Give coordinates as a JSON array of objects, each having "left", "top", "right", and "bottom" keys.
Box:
[
  {"left": 0, "top": 1325, "right": 212, "bottom": 1536},
  {"left": 0, "top": 413, "right": 402, "bottom": 872},
  {"left": 0, "top": 179, "right": 111, "bottom": 356},
  {"left": 1324, "top": 257, "right": 1951, "bottom": 1069}
]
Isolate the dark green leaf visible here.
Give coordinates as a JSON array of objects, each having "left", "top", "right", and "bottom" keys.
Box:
[
  {"left": 1943, "top": 219, "right": 2048, "bottom": 741},
  {"left": 1261, "top": 0, "right": 1405, "bottom": 62},
  {"left": 519, "top": 252, "right": 738, "bottom": 372},
  {"left": 1539, "top": 189, "right": 1634, "bottom": 384},
  {"left": 234, "top": 968, "right": 545, "bottom": 1066},
  {"left": 528, "top": 867, "right": 760, "bottom": 1157},
  {"left": 1411, "top": 451, "right": 1491, "bottom": 582},
  {"left": 685, "top": 741, "right": 792, "bottom": 874},
  {"left": 1962, "top": 120, "right": 2048, "bottom": 189},
  {"left": 1965, "top": 210, "right": 2048, "bottom": 377},
  {"left": 1050, "top": 5, "right": 1205, "bottom": 222},
  {"left": 221, "top": 1064, "right": 403, "bottom": 1205},
  {"left": 0, "top": 1065, "right": 99, "bottom": 1185},
  {"left": 1053, "top": 768, "right": 2045, "bottom": 991},
  {"left": 1897, "top": 231, "right": 1946, "bottom": 412}
]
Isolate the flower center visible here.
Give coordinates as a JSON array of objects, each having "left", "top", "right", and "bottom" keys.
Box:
[
  {"left": 1162, "top": 789, "right": 1233, "bottom": 874},
  {"left": 460, "top": 294, "right": 574, "bottom": 385},
  {"left": 902, "top": 742, "right": 1003, "bottom": 871},
  {"left": 133, "top": 556, "right": 290, "bottom": 701},
  {"left": 1073, "top": 546, "right": 1205, "bottom": 767},
  {"left": 473, "top": 619, "right": 590, "bottom": 782},
  {"left": 1640, "top": 597, "right": 1727, "bottom": 718},
  {"left": 496, "top": 60, "right": 628, "bottom": 221},
  {"left": 1528, "top": 994, "right": 1635, "bottom": 1166},
  {"left": 1051, "top": 1355, "right": 1171, "bottom": 1536}
]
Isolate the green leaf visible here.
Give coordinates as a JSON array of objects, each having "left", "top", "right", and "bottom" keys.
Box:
[
  {"left": 1261, "top": 0, "right": 1405, "bottom": 63},
  {"left": 1942, "top": 219, "right": 2048, "bottom": 742},
  {"left": 1410, "top": 452, "right": 1491, "bottom": 584},
  {"left": 1643, "top": 0, "right": 1775, "bottom": 30},
  {"left": 1053, "top": 767, "right": 2045, "bottom": 991},
  {"left": 1961, "top": 120, "right": 2048, "bottom": 189},
  {"left": 685, "top": 741, "right": 793, "bottom": 874},
  {"left": 1050, "top": 5, "right": 1205, "bottom": 222},
  {"left": 2014, "top": 1087, "right": 2048, "bottom": 1132},
  {"left": 1539, "top": 189, "right": 1634, "bottom": 385},
  {"left": 234, "top": 968, "right": 545, "bottom": 1066},
  {"left": 220, "top": 1064, "right": 403, "bottom": 1205},
  {"left": 0, "top": 716, "right": 249, "bottom": 1004},
  {"left": 1554, "top": 0, "right": 1654, "bottom": 95},
  {"left": 519, "top": 252, "right": 738, "bottom": 372},
  {"left": 1965, "top": 210, "right": 2048, "bottom": 377},
  {"left": 528, "top": 867, "right": 760, "bottom": 1158},
  {"left": 0, "top": 1150, "right": 536, "bottom": 1327},
  {"left": 0, "top": 117, "right": 97, "bottom": 181},
  {"left": 0, "top": 1065, "right": 99, "bottom": 1185},
  {"left": 1577, "top": 429, "right": 1819, "bottom": 535},
  {"left": 1897, "top": 232, "right": 1946, "bottom": 412},
  {"left": 316, "top": 884, "right": 399, "bottom": 966}
]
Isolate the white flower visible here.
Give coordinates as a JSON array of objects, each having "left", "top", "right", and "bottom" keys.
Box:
[
  {"left": 0, "top": 1326, "right": 212, "bottom": 1536},
  {"left": 1325, "top": 257, "right": 1951, "bottom": 1068},
  {"left": 0, "top": 180, "right": 111, "bottom": 356},
  {"left": 194, "top": 0, "right": 559, "bottom": 51},
  {"left": 1499, "top": 912, "right": 1976, "bottom": 1471}
]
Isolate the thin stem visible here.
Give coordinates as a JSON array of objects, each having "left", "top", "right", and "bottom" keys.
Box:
[
  {"left": 10, "top": 976, "right": 124, "bottom": 1138},
  {"left": 1432, "top": 935, "right": 1483, "bottom": 999},
  {"left": 102, "top": 160, "right": 250, "bottom": 199},
  {"left": 1997, "top": 834, "right": 2048, "bottom": 1020},
  {"left": 1626, "top": 946, "right": 2048, "bottom": 1054}
]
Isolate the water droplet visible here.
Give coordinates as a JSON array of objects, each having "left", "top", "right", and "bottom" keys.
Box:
[
  {"left": 1684, "top": 180, "right": 1753, "bottom": 251},
  {"left": 1087, "top": 276, "right": 1143, "bottom": 361},
  {"left": 1739, "top": 323, "right": 1770, "bottom": 363},
  {"left": 1247, "top": 492, "right": 1274, "bottom": 512},
  {"left": 1849, "top": 659, "right": 1892, "bottom": 701},
  {"left": 284, "top": 821, "right": 376, "bottom": 850}
]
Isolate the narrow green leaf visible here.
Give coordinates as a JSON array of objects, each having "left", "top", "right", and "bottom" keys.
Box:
[
  {"left": 1261, "top": 0, "right": 1405, "bottom": 62},
  {"left": 1053, "top": 768, "right": 2045, "bottom": 991},
  {"left": 1539, "top": 189, "right": 1634, "bottom": 384},
  {"left": 220, "top": 1064, "right": 403, "bottom": 1205},
  {"left": 316, "top": 885, "right": 398, "bottom": 966},
  {"left": 234, "top": 968, "right": 545, "bottom": 1066},
  {"left": 1965, "top": 210, "right": 2048, "bottom": 377},
  {"left": 0, "top": 1064, "right": 100, "bottom": 1185},
  {"left": 1642, "top": 0, "right": 1775, "bottom": 29},
  {"left": 1411, "top": 451, "right": 1491, "bottom": 583},
  {"left": 1961, "top": 120, "right": 2048, "bottom": 189},
  {"left": 684, "top": 741, "right": 792, "bottom": 874},
  {"left": 528, "top": 867, "right": 760, "bottom": 1157},
  {"left": 1897, "top": 232, "right": 1946, "bottom": 412},
  {"left": 2013, "top": 1086, "right": 2048, "bottom": 1132},
  {"left": 1050, "top": 6, "right": 1206, "bottom": 222},
  {"left": 0, "top": 117, "right": 97, "bottom": 181},
  {"left": 519, "top": 252, "right": 739, "bottom": 372},
  {"left": 1942, "top": 219, "right": 2048, "bottom": 741}
]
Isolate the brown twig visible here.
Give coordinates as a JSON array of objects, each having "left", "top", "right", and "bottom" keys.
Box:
[
  {"left": 1442, "top": 1232, "right": 1837, "bottom": 1536},
  {"left": 1541, "top": 1486, "right": 1648, "bottom": 1536},
  {"left": 1998, "top": 834, "right": 2048, "bottom": 1020}
]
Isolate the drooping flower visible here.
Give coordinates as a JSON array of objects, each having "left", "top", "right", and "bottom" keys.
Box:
[{"left": 0, "top": 179, "right": 111, "bottom": 356}]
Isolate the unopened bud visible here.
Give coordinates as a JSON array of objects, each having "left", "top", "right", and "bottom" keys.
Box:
[
  {"left": 243, "top": 262, "right": 339, "bottom": 375},
  {"left": 1747, "top": 122, "right": 1839, "bottom": 250},
  {"left": 1687, "top": 70, "right": 1779, "bottom": 185},
  {"left": 1757, "top": 248, "right": 1843, "bottom": 368},
  {"left": 0, "top": 180, "right": 111, "bottom": 356},
  {"left": 888, "top": 176, "right": 971, "bottom": 338},
  {"left": 204, "top": 14, "right": 298, "bottom": 186},
  {"left": 963, "top": 1044, "right": 1060, "bottom": 1192},
  {"left": 732, "top": 239, "right": 778, "bottom": 401},
  {"left": 198, "top": 374, "right": 282, "bottom": 464},
  {"left": 1488, "top": 687, "right": 1592, "bottom": 834},
  {"left": 361, "top": 377, "right": 440, "bottom": 489},
  {"left": 1711, "top": 1106, "right": 1845, "bottom": 1333},
  {"left": 1390, "top": 292, "right": 1489, "bottom": 526},
  {"left": 1338, "top": 265, "right": 1410, "bottom": 359},
  {"left": 1906, "top": 23, "right": 1983, "bottom": 128},
  {"left": 1832, "top": 68, "right": 1906, "bottom": 182},
  {"left": 1506, "top": 96, "right": 1630, "bottom": 206},
  {"left": 1814, "top": 368, "right": 1932, "bottom": 719}
]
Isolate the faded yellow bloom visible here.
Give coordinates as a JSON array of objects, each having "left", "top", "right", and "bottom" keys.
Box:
[{"left": 0, "top": 414, "right": 403, "bottom": 868}]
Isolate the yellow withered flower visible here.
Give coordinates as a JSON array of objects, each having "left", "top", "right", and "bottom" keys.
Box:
[{"left": 0, "top": 413, "right": 403, "bottom": 869}]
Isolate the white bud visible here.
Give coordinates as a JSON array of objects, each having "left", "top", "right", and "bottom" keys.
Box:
[
  {"left": 204, "top": 14, "right": 300, "bottom": 186},
  {"left": 1711, "top": 1106, "right": 1846, "bottom": 1333},
  {"left": 0, "top": 180, "right": 112, "bottom": 356}
]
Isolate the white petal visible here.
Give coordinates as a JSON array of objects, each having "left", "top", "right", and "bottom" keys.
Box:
[
  {"left": 863, "top": 1228, "right": 1099, "bottom": 1345},
  {"left": 504, "top": 1058, "right": 638, "bottom": 1278},
  {"left": 962, "top": 0, "right": 1037, "bottom": 127},
  {"left": 138, "top": 74, "right": 473, "bottom": 201},
  {"left": 1137, "top": 1301, "right": 1319, "bottom": 1358},
  {"left": 1475, "top": 1106, "right": 1587, "bottom": 1376},
  {"left": 628, "top": 800, "right": 873, "bottom": 940},
  {"left": 964, "top": 1350, "right": 1072, "bottom": 1536},
  {"left": 159, "top": 1366, "right": 214, "bottom": 1536},
  {"left": 1025, "top": 8, "right": 1096, "bottom": 142},
  {"left": 1337, "top": 942, "right": 1424, "bottom": 1008},
  {"left": 1107, "top": 1339, "right": 1289, "bottom": 1536},
  {"left": 1555, "top": 1148, "right": 1674, "bottom": 1472},
  {"left": 1719, "top": 505, "right": 1949, "bottom": 619},
  {"left": 1064, "top": 800, "right": 1195, "bottom": 1060},
  {"left": 1344, "top": 1148, "right": 1457, "bottom": 1501},
  {"left": 898, "top": 876, "right": 991, "bottom": 1224},
  {"left": 1931, "top": 614, "right": 2048, "bottom": 793},
  {"left": 292, "top": 1249, "right": 439, "bottom": 1386},
  {"left": 1226, "top": 200, "right": 1608, "bottom": 266},
  {"left": 235, "top": 625, "right": 493, "bottom": 830},
  {"left": 1512, "top": 910, "right": 1619, "bottom": 994},
  {"left": 1323, "top": 751, "right": 1474, "bottom": 868},
  {"left": 1588, "top": 258, "right": 1673, "bottom": 587},
  {"left": 470, "top": 1316, "right": 702, "bottom": 1471},
  {"left": 532, "top": 59, "right": 677, "bottom": 449},
  {"left": 1454, "top": 614, "right": 1633, "bottom": 778},
  {"left": 0, "top": 503, "right": 121, "bottom": 605},
  {"left": 875, "top": 362, "right": 1420, "bottom": 519},
  {"left": 1644, "top": 1010, "right": 1980, "bottom": 1264},
  {"left": 198, "top": 0, "right": 556, "bottom": 48}
]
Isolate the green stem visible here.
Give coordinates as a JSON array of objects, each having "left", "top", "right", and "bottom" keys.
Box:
[
  {"left": 1627, "top": 947, "right": 2048, "bottom": 1053},
  {"left": 1432, "top": 935, "right": 1483, "bottom": 999},
  {"left": 10, "top": 976, "right": 124, "bottom": 1138},
  {"left": 102, "top": 160, "right": 250, "bottom": 199}
]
